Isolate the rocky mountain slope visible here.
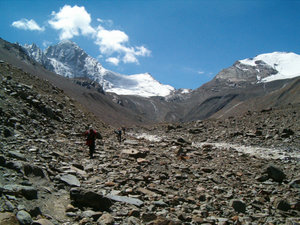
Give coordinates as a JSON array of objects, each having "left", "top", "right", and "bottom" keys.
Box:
[
  {"left": 0, "top": 38, "right": 158, "bottom": 126},
  {"left": 0, "top": 60, "right": 300, "bottom": 224},
  {"left": 181, "top": 51, "right": 300, "bottom": 121}
]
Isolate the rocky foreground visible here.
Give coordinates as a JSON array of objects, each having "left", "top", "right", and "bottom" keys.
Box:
[{"left": 0, "top": 61, "right": 300, "bottom": 225}]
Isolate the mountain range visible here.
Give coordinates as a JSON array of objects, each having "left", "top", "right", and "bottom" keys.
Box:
[
  {"left": 24, "top": 40, "right": 300, "bottom": 97},
  {"left": 0, "top": 37, "right": 299, "bottom": 126}
]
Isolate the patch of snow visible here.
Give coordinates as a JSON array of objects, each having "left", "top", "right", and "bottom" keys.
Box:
[
  {"left": 257, "top": 75, "right": 261, "bottom": 81},
  {"left": 192, "top": 142, "right": 300, "bottom": 161},
  {"left": 129, "top": 132, "right": 163, "bottom": 142},
  {"left": 180, "top": 89, "right": 191, "bottom": 94}
]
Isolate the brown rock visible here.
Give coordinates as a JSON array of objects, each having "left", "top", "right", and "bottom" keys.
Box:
[{"left": 0, "top": 212, "right": 19, "bottom": 225}]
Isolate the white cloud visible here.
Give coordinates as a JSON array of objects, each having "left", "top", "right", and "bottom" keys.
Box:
[
  {"left": 94, "top": 26, "right": 151, "bottom": 65},
  {"left": 106, "top": 57, "right": 120, "bottom": 66},
  {"left": 198, "top": 71, "right": 205, "bottom": 75},
  {"left": 49, "top": 5, "right": 95, "bottom": 40},
  {"left": 95, "top": 28, "right": 129, "bottom": 54},
  {"left": 12, "top": 19, "right": 44, "bottom": 31},
  {"left": 37, "top": 4, "right": 151, "bottom": 65},
  {"left": 97, "top": 18, "right": 113, "bottom": 27},
  {"left": 123, "top": 52, "right": 138, "bottom": 64},
  {"left": 135, "top": 46, "right": 151, "bottom": 56}
]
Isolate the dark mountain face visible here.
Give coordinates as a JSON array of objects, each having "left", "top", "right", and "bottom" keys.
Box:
[
  {"left": 44, "top": 40, "right": 88, "bottom": 76},
  {"left": 1, "top": 37, "right": 299, "bottom": 126},
  {"left": 214, "top": 61, "right": 278, "bottom": 84}
]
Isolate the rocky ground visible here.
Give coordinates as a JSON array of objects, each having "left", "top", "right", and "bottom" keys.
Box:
[{"left": 0, "top": 61, "right": 300, "bottom": 225}]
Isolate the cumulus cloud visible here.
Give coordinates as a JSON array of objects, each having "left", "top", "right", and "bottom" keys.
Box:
[
  {"left": 12, "top": 19, "right": 44, "bottom": 31},
  {"left": 49, "top": 5, "right": 95, "bottom": 40},
  {"left": 94, "top": 26, "right": 151, "bottom": 65},
  {"left": 106, "top": 57, "right": 120, "bottom": 66},
  {"left": 95, "top": 28, "right": 129, "bottom": 54}
]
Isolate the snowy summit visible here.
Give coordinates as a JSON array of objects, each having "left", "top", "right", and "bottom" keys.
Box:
[
  {"left": 105, "top": 73, "right": 174, "bottom": 97},
  {"left": 239, "top": 52, "right": 300, "bottom": 82}
]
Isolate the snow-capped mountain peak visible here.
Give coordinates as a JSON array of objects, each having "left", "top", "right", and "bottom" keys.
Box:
[
  {"left": 23, "top": 41, "right": 174, "bottom": 97},
  {"left": 106, "top": 72, "right": 174, "bottom": 97},
  {"left": 239, "top": 52, "right": 300, "bottom": 82}
]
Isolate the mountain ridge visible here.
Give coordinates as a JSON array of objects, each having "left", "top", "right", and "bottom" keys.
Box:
[{"left": 23, "top": 41, "right": 174, "bottom": 97}]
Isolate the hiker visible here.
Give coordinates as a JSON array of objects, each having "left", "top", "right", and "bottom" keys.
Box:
[
  {"left": 114, "top": 128, "right": 122, "bottom": 143},
  {"left": 122, "top": 126, "right": 126, "bottom": 135},
  {"left": 84, "top": 126, "right": 102, "bottom": 158}
]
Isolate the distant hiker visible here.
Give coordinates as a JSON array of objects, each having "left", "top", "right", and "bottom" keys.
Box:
[
  {"left": 122, "top": 126, "right": 126, "bottom": 135},
  {"left": 114, "top": 128, "right": 122, "bottom": 143},
  {"left": 84, "top": 126, "right": 102, "bottom": 159}
]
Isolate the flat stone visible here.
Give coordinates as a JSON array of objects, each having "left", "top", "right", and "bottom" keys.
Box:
[
  {"left": 60, "top": 174, "right": 80, "bottom": 187},
  {"left": 106, "top": 195, "right": 144, "bottom": 207},
  {"left": 32, "top": 218, "right": 55, "bottom": 225}
]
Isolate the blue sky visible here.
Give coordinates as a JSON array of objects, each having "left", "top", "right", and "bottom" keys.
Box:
[{"left": 1, "top": 0, "right": 300, "bottom": 89}]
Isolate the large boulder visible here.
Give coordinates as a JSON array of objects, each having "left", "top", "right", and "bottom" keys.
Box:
[
  {"left": 16, "top": 210, "right": 32, "bottom": 225},
  {"left": 70, "top": 188, "right": 112, "bottom": 211},
  {"left": 266, "top": 165, "right": 286, "bottom": 182},
  {"left": 2, "top": 184, "right": 38, "bottom": 200},
  {"left": 23, "top": 163, "right": 47, "bottom": 178},
  {"left": 230, "top": 199, "right": 246, "bottom": 213}
]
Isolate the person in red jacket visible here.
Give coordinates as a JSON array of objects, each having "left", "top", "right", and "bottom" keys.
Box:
[{"left": 84, "top": 126, "right": 101, "bottom": 159}]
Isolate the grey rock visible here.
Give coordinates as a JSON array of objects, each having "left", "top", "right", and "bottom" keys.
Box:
[
  {"left": 289, "top": 178, "right": 300, "bottom": 189},
  {"left": 5, "top": 161, "right": 23, "bottom": 173},
  {"left": 274, "top": 198, "right": 291, "bottom": 211},
  {"left": 97, "top": 213, "right": 114, "bottom": 225},
  {"left": 141, "top": 212, "right": 157, "bottom": 222},
  {"left": 16, "top": 210, "right": 32, "bottom": 225},
  {"left": 2, "top": 184, "right": 38, "bottom": 200},
  {"left": 23, "top": 163, "right": 47, "bottom": 178},
  {"left": 5, "top": 199, "right": 15, "bottom": 211},
  {"left": 266, "top": 165, "right": 286, "bottom": 182},
  {"left": 59, "top": 174, "right": 80, "bottom": 187},
  {"left": 127, "top": 216, "right": 141, "bottom": 225},
  {"left": 81, "top": 210, "right": 102, "bottom": 220},
  {"left": 153, "top": 200, "right": 168, "bottom": 207},
  {"left": 106, "top": 194, "right": 144, "bottom": 207},
  {"left": 32, "top": 219, "right": 54, "bottom": 225},
  {"left": 8, "top": 151, "right": 26, "bottom": 161}
]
